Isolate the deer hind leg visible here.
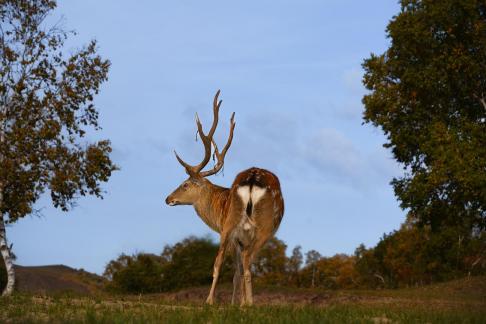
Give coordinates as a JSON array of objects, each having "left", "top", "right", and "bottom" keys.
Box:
[
  {"left": 206, "top": 233, "right": 230, "bottom": 305},
  {"left": 241, "top": 249, "right": 254, "bottom": 306},
  {"left": 241, "top": 233, "right": 273, "bottom": 306},
  {"left": 231, "top": 244, "right": 243, "bottom": 305}
]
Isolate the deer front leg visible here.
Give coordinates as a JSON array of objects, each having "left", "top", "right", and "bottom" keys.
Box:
[
  {"left": 206, "top": 234, "right": 229, "bottom": 305},
  {"left": 241, "top": 249, "right": 253, "bottom": 306}
]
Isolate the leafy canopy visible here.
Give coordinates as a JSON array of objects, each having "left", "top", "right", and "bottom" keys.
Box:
[
  {"left": 362, "top": 0, "right": 486, "bottom": 230},
  {"left": 103, "top": 236, "right": 233, "bottom": 293},
  {"left": 0, "top": 0, "right": 116, "bottom": 222}
]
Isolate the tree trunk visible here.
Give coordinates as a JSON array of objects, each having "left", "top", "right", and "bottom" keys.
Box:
[
  {"left": 311, "top": 266, "right": 315, "bottom": 288},
  {"left": 0, "top": 190, "right": 15, "bottom": 296},
  {"left": 0, "top": 106, "right": 12, "bottom": 296}
]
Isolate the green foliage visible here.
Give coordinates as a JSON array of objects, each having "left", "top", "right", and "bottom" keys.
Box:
[
  {"left": 287, "top": 245, "right": 303, "bottom": 286},
  {"left": 160, "top": 236, "right": 232, "bottom": 291},
  {"left": 355, "top": 220, "right": 486, "bottom": 288},
  {"left": 362, "top": 0, "right": 486, "bottom": 231},
  {"left": 0, "top": 0, "right": 117, "bottom": 223},
  {"left": 104, "top": 253, "right": 165, "bottom": 293},
  {"left": 104, "top": 236, "right": 233, "bottom": 293},
  {"left": 103, "top": 236, "right": 363, "bottom": 293},
  {"left": 299, "top": 253, "right": 357, "bottom": 289},
  {"left": 253, "top": 237, "right": 288, "bottom": 285},
  {"left": 104, "top": 228, "right": 484, "bottom": 293}
]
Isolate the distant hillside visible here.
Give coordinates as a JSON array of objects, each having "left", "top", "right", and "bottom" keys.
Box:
[
  {"left": 9, "top": 264, "right": 486, "bottom": 303},
  {"left": 14, "top": 265, "right": 105, "bottom": 295}
]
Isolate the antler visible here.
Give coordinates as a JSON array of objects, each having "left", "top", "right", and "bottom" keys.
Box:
[
  {"left": 174, "top": 90, "right": 236, "bottom": 177},
  {"left": 200, "top": 112, "right": 235, "bottom": 177}
]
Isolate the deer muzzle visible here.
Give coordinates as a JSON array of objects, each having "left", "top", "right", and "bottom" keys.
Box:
[{"left": 165, "top": 195, "right": 178, "bottom": 206}]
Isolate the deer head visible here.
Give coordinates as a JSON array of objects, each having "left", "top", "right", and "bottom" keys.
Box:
[{"left": 165, "top": 90, "right": 236, "bottom": 206}]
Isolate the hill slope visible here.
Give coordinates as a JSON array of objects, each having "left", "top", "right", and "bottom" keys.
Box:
[{"left": 14, "top": 264, "right": 105, "bottom": 295}]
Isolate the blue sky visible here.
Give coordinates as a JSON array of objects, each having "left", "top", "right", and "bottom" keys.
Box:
[{"left": 9, "top": 1, "right": 404, "bottom": 274}]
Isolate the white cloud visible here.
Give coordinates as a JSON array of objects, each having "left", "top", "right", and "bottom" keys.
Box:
[
  {"left": 301, "top": 128, "right": 400, "bottom": 190},
  {"left": 303, "top": 128, "right": 362, "bottom": 183}
]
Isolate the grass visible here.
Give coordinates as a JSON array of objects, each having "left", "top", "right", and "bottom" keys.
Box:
[
  {"left": 1, "top": 276, "right": 485, "bottom": 323},
  {"left": 1, "top": 293, "right": 485, "bottom": 323}
]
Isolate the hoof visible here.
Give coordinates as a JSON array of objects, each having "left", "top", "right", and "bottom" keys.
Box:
[
  {"left": 240, "top": 301, "right": 253, "bottom": 307},
  {"left": 205, "top": 297, "right": 214, "bottom": 305}
]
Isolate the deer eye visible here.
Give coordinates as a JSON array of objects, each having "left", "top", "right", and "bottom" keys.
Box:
[{"left": 182, "top": 183, "right": 189, "bottom": 189}]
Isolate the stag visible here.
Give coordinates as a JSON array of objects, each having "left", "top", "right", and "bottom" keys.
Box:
[{"left": 165, "top": 90, "right": 284, "bottom": 306}]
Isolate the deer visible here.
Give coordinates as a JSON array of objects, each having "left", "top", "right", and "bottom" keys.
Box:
[{"left": 165, "top": 90, "right": 284, "bottom": 306}]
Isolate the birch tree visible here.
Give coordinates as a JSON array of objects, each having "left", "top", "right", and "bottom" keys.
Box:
[
  {"left": 305, "top": 250, "right": 321, "bottom": 288},
  {"left": 0, "top": 0, "right": 116, "bottom": 296}
]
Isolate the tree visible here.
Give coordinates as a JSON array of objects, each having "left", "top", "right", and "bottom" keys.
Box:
[
  {"left": 354, "top": 217, "right": 486, "bottom": 288},
  {"left": 354, "top": 244, "right": 385, "bottom": 288},
  {"left": 253, "top": 237, "right": 288, "bottom": 285},
  {"left": 362, "top": 0, "right": 486, "bottom": 231},
  {"left": 0, "top": 248, "right": 14, "bottom": 292},
  {"left": 327, "top": 254, "right": 357, "bottom": 289},
  {"left": 104, "top": 253, "right": 166, "bottom": 294},
  {"left": 103, "top": 253, "right": 134, "bottom": 282},
  {"left": 0, "top": 0, "right": 116, "bottom": 296},
  {"left": 103, "top": 236, "right": 233, "bottom": 293},
  {"left": 160, "top": 236, "right": 232, "bottom": 291},
  {"left": 0, "top": 257, "right": 5, "bottom": 292},
  {"left": 287, "top": 245, "right": 303, "bottom": 286},
  {"left": 305, "top": 250, "right": 321, "bottom": 288}
]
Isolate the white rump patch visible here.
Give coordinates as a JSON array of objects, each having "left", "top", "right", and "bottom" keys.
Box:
[
  {"left": 250, "top": 186, "right": 266, "bottom": 205},
  {"left": 237, "top": 186, "right": 251, "bottom": 206}
]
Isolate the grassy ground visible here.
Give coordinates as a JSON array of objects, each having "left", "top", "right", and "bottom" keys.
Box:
[
  {"left": 1, "top": 276, "right": 485, "bottom": 323},
  {"left": 1, "top": 295, "right": 484, "bottom": 323}
]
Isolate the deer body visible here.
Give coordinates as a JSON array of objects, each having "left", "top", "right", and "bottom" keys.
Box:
[{"left": 165, "top": 91, "right": 284, "bottom": 306}]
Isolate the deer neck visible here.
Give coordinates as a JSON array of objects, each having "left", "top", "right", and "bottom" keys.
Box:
[{"left": 193, "top": 182, "right": 229, "bottom": 233}]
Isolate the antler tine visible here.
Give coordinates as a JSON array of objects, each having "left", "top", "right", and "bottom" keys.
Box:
[
  {"left": 200, "top": 112, "right": 236, "bottom": 177},
  {"left": 208, "top": 89, "right": 222, "bottom": 139},
  {"left": 174, "top": 150, "right": 197, "bottom": 176},
  {"left": 173, "top": 90, "right": 223, "bottom": 176}
]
